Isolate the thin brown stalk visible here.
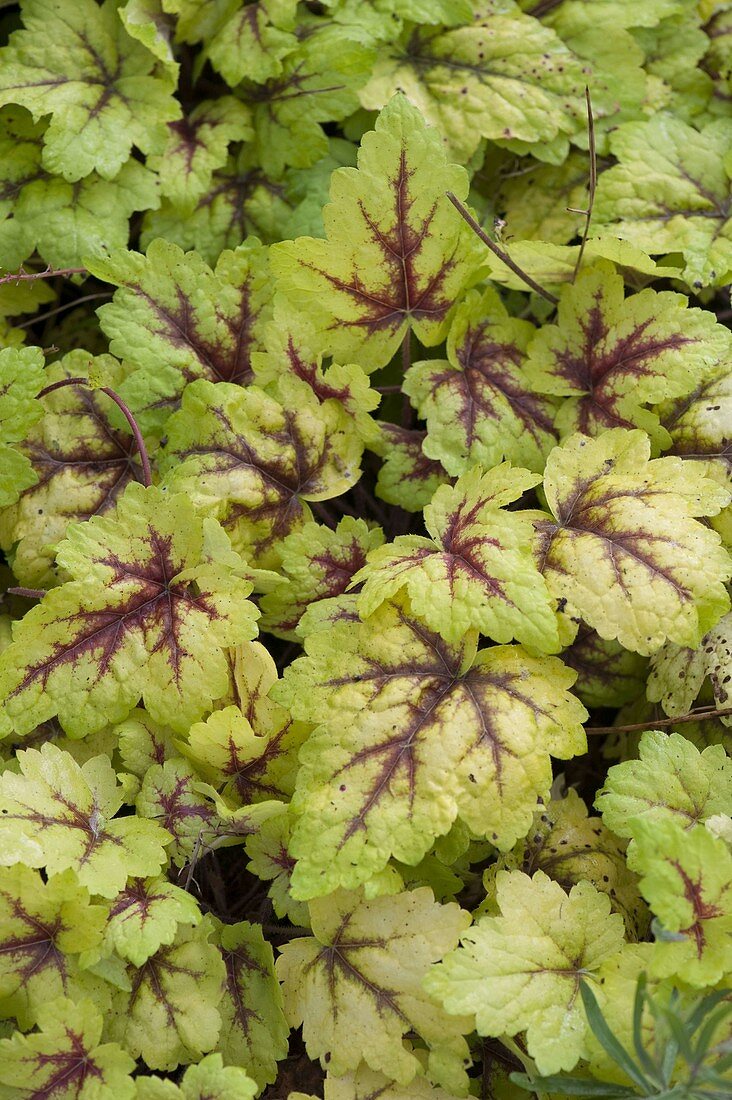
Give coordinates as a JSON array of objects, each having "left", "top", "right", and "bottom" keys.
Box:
[
  {"left": 586, "top": 705, "right": 732, "bottom": 736},
  {"left": 570, "top": 87, "right": 597, "bottom": 282},
  {"left": 0, "top": 264, "right": 86, "bottom": 286},
  {"left": 446, "top": 191, "right": 558, "bottom": 305}
]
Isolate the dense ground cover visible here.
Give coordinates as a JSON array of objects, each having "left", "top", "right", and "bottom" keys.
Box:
[{"left": 0, "top": 1, "right": 730, "bottom": 1097}]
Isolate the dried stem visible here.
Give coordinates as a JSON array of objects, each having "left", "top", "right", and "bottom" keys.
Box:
[
  {"left": 446, "top": 191, "right": 558, "bottom": 305},
  {"left": 38, "top": 376, "right": 152, "bottom": 487},
  {"left": 586, "top": 705, "right": 732, "bottom": 736},
  {"left": 570, "top": 87, "right": 596, "bottom": 282},
  {"left": 7, "top": 586, "right": 46, "bottom": 600},
  {"left": 0, "top": 264, "right": 86, "bottom": 286},
  {"left": 19, "top": 292, "right": 112, "bottom": 328}
]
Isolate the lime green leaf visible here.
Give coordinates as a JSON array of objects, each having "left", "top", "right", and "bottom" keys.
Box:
[
  {"left": 596, "top": 730, "right": 732, "bottom": 840},
  {"left": 229, "top": 640, "right": 292, "bottom": 739},
  {"left": 493, "top": 152, "right": 590, "bottom": 245},
  {"left": 524, "top": 262, "right": 730, "bottom": 443},
  {"left": 161, "top": 379, "right": 363, "bottom": 567},
  {"left": 100, "top": 876, "right": 202, "bottom": 967},
  {"left": 426, "top": 870, "right": 626, "bottom": 1076},
  {"left": 536, "top": 0, "right": 682, "bottom": 31},
  {"left": 155, "top": 98, "right": 252, "bottom": 207},
  {"left": 89, "top": 239, "right": 271, "bottom": 435},
  {"left": 260, "top": 518, "right": 385, "bottom": 639},
  {"left": 271, "top": 95, "right": 480, "bottom": 372},
  {"left": 357, "top": 465, "right": 560, "bottom": 650},
  {"left": 171, "top": 0, "right": 298, "bottom": 86},
  {"left": 561, "top": 624, "right": 648, "bottom": 709},
  {"left": 119, "top": 0, "right": 178, "bottom": 76},
  {"left": 480, "top": 238, "right": 681, "bottom": 294},
  {"left": 276, "top": 593, "right": 586, "bottom": 896},
  {"left": 244, "top": 803, "right": 309, "bottom": 927},
  {"left": 252, "top": 314, "right": 381, "bottom": 445},
  {"left": 0, "top": 0, "right": 180, "bottom": 180},
  {"left": 594, "top": 116, "right": 732, "bottom": 287},
  {"left": 0, "top": 104, "right": 159, "bottom": 270},
  {"left": 116, "top": 710, "right": 177, "bottom": 778},
  {"left": 316, "top": 1065, "right": 466, "bottom": 1100},
  {"left": 0, "top": 866, "right": 109, "bottom": 1029},
  {"left": 0, "top": 353, "right": 142, "bottom": 587},
  {"left": 647, "top": 612, "right": 732, "bottom": 722},
  {"left": 360, "top": 7, "right": 586, "bottom": 163},
  {"left": 108, "top": 918, "right": 226, "bottom": 1071},
  {"left": 655, "top": 356, "right": 732, "bottom": 470},
  {"left": 180, "top": 704, "right": 306, "bottom": 805},
  {"left": 632, "top": 5, "right": 713, "bottom": 124},
  {"left": 482, "top": 790, "right": 649, "bottom": 940},
  {"left": 0, "top": 744, "right": 170, "bottom": 897},
  {"left": 240, "top": 22, "right": 374, "bottom": 175},
  {"left": 211, "top": 918, "right": 289, "bottom": 1090},
  {"left": 536, "top": 429, "right": 732, "bottom": 654},
  {"left": 0, "top": 483, "right": 259, "bottom": 737},
  {"left": 631, "top": 819, "right": 732, "bottom": 984},
  {"left": 372, "top": 424, "right": 450, "bottom": 512},
  {"left": 0, "top": 996, "right": 135, "bottom": 1100},
  {"left": 0, "top": 345, "right": 44, "bottom": 508},
  {"left": 405, "top": 287, "right": 557, "bottom": 476},
  {"left": 277, "top": 886, "right": 471, "bottom": 1083},
  {"left": 136, "top": 1054, "right": 258, "bottom": 1100}
]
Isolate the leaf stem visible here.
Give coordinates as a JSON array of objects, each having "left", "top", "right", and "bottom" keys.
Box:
[
  {"left": 38, "top": 376, "right": 152, "bottom": 487},
  {"left": 401, "top": 329, "right": 414, "bottom": 427},
  {"left": 0, "top": 264, "right": 87, "bottom": 286},
  {"left": 18, "top": 291, "right": 112, "bottom": 328},
  {"left": 585, "top": 705, "right": 732, "bottom": 736},
  {"left": 570, "top": 87, "right": 596, "bottom": 283},
  {"left": 446, "top": 191, "right": 558, "bottom": 305},
  {"left": 7, "top": 586, "right": 47, "bottom": 600}
]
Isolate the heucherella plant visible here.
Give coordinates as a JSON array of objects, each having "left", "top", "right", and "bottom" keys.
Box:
[{"left": 0, "top": 1, "right": 730, "bottom": 1097}]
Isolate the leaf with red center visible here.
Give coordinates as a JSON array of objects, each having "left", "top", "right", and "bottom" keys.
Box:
[
  {"left": 274, "top": 593, "right": 586, "bottom": 897},
  {"left": 561, "top": 622, "right": 648, "bottom": 708},
  {"left": 0, "top": 345, "right": 45, "bottom": 509},
  {"left": 271, "top": 94, "right": 481, "bottom": 372},
  {"left": 630, "top": 819, "right": 732, "bottom": 985},
  {"left": 98, "top": 875, "right": 202, "bottom": 967},
  {"left": 244, "top": 803, "right": 308, "bottom": 927},
  {"left": 260, "top": 517, "right": 385, "bottom": 640},
  {"left": 524, "top": 262, "right": 730, "bottom": 444},
  {"left": 136, "top": 757, "right": 278, "bottom": 868},
  {"left": 0, "top": 996, "right": 135, "bottom": 1100},
  {"left": 277, "top": 886, "right": 471, "bottom": 1084},
  {"left": 155, "top": 97, "right": 253, "bottom": 207},
  {"left": 179, "top": 704, "right": 307, "bottom": 806},
  {"left": 655, "top": 357, "right": 732, "bottom": 473},
  {"left": 0, "top": 744, "right": 170, "bottom": 898},
  {"left": 0, "top": 482, "right": 259, "bottom": 738},
  {"left": 161, "top": 379, "right": 363, "bottom": 568},
  {"left": 371, "top": 423, "right": 449, "bottom": 513},
  {"left": 0, "top": 866, "right": 109, "bottom": 1029},
  {"left": 108, "top": 917, "right": 226, "bottom": 1071},
  {"left": 0, "top": 352, "right": 144, "bottom": 588},
  {"left": 88, "top": 238, "right": 272, "bottom": 436},
  {"left": 404, "top": 287, "right": 558, "bottom": 476},
  {"left": 535, "top": 428, "right": 732, "bottom": 655},
  {"left": 210, "top": 918, "right": 289, "bottom": 1090},
  {"left": 356, "top": 464, "right": 560, "bottom": 650},
  {"left": 252, "top": 314, "right": 381, "bottom": 444}
]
